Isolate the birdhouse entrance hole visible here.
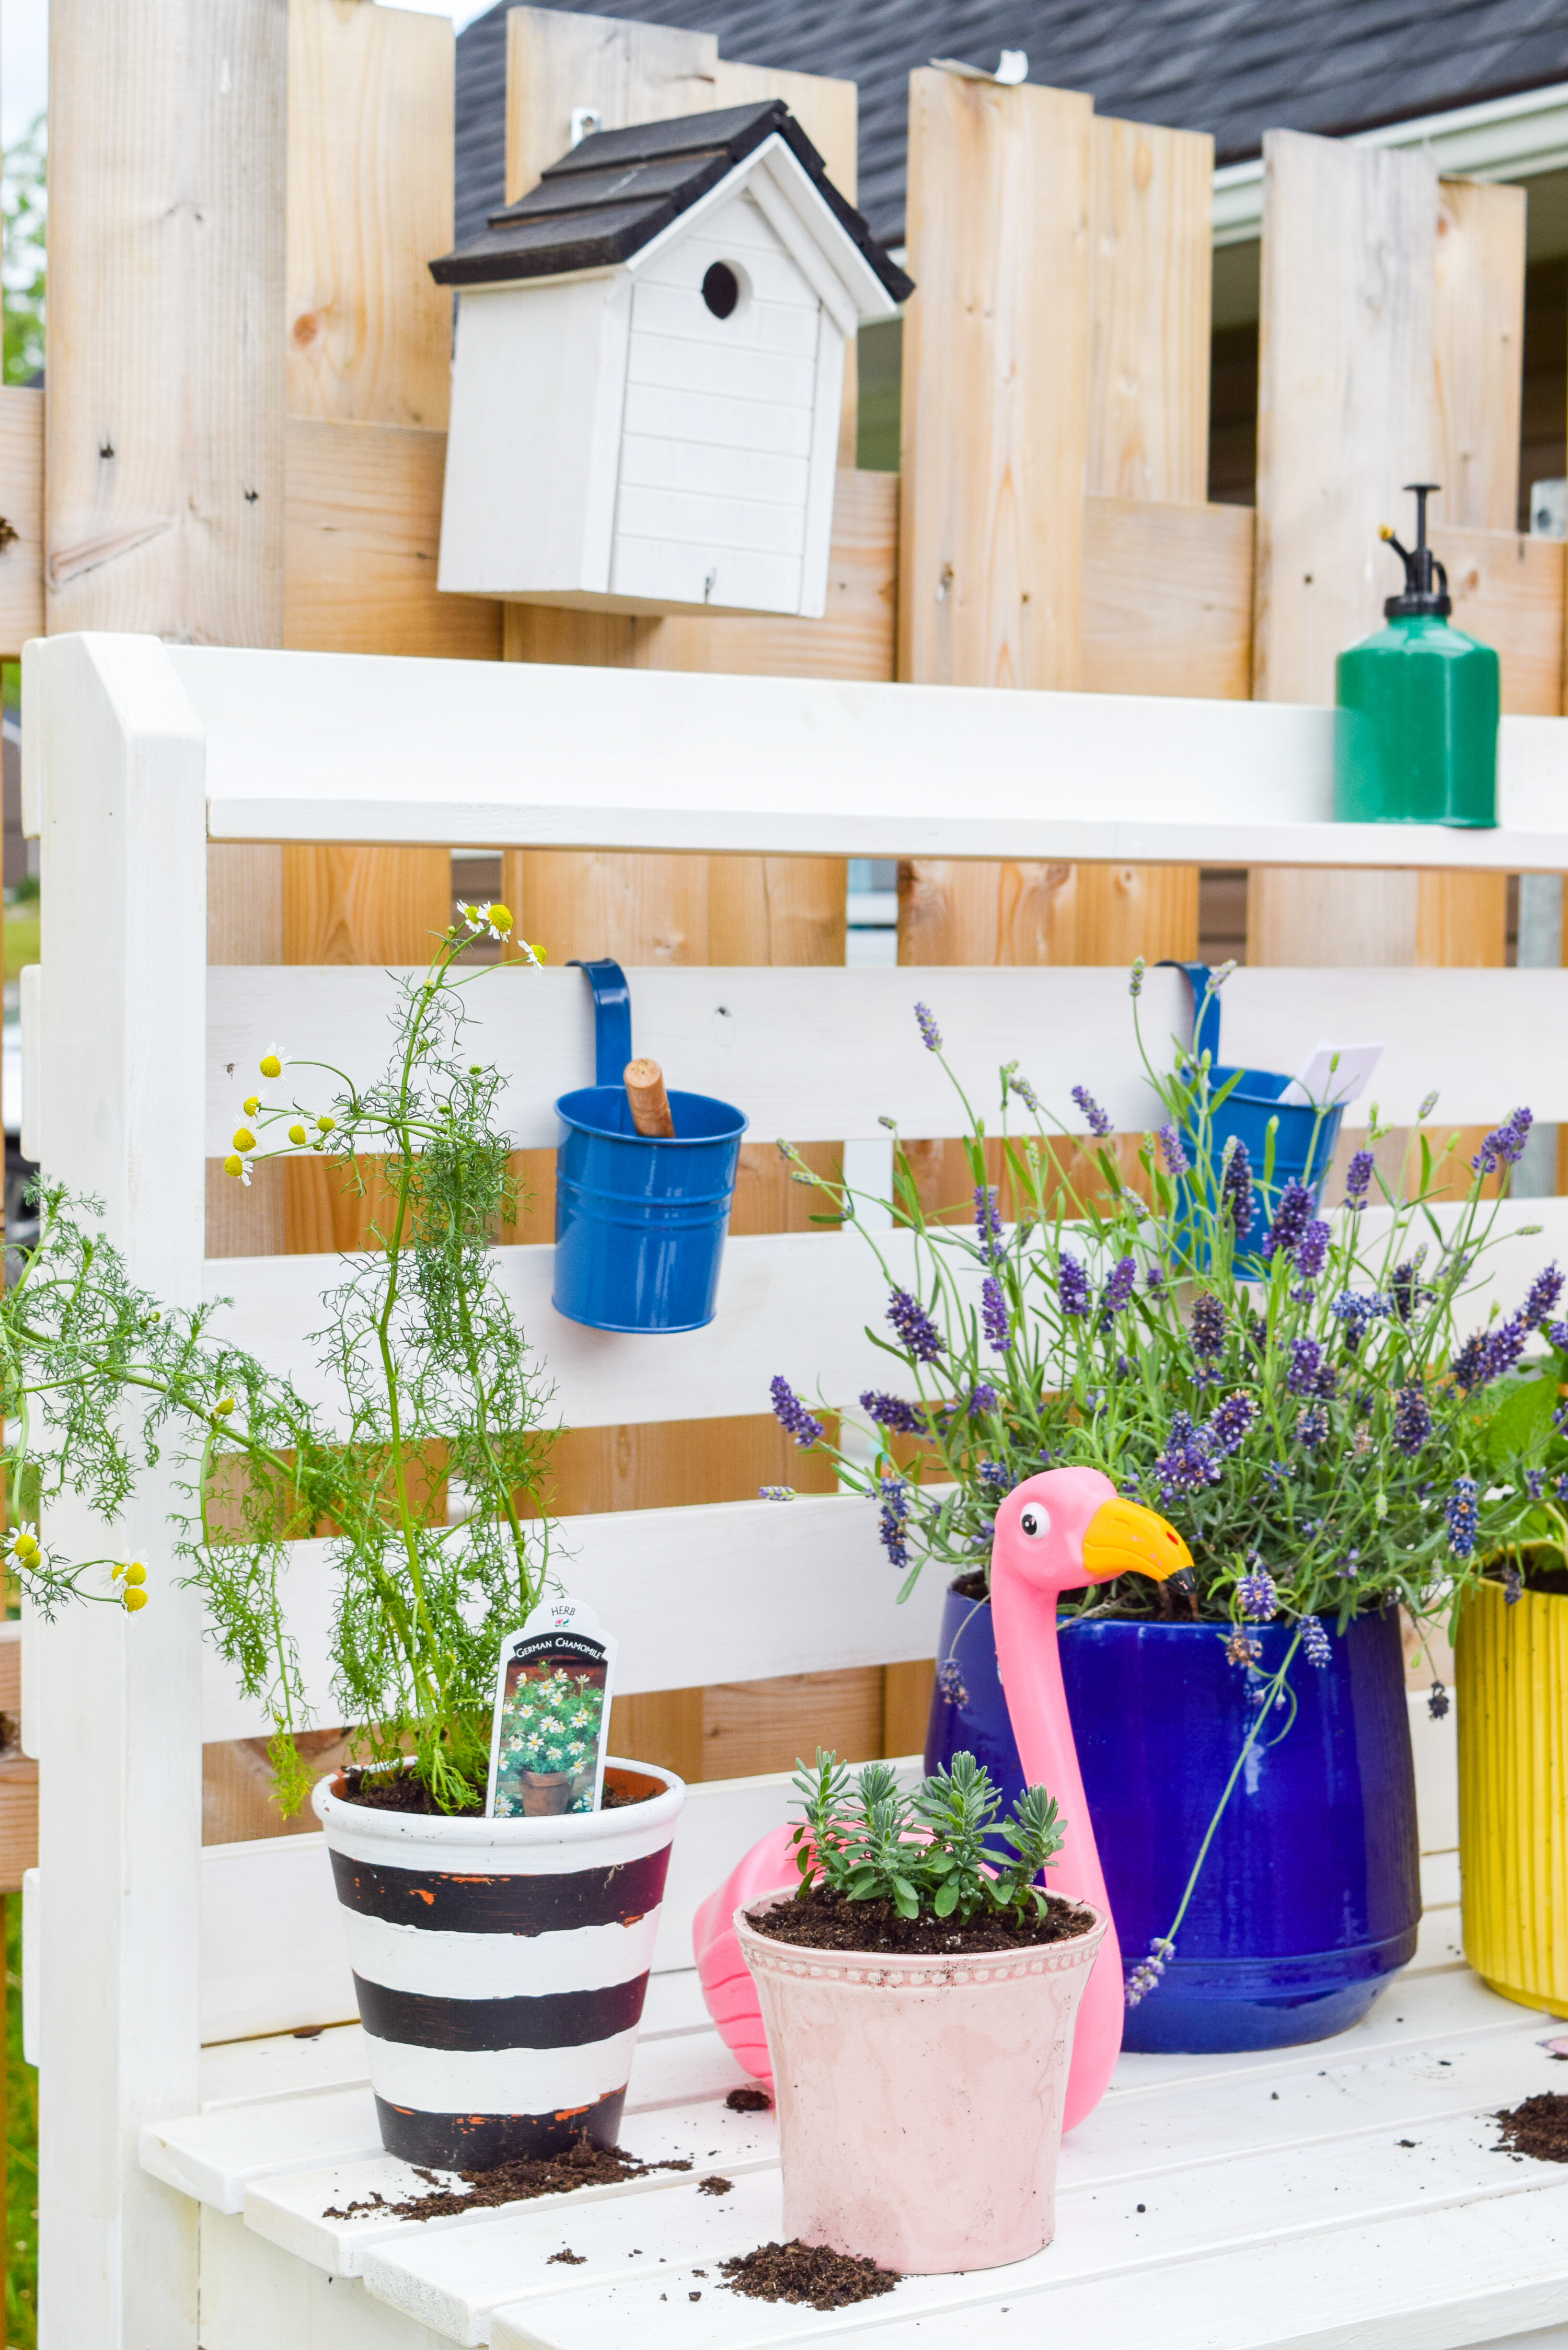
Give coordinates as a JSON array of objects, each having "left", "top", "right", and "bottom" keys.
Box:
[{"left": 702, "top": 261, "right": 744, "bottom": 320}]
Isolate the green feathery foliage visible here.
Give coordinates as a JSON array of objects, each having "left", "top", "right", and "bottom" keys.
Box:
[{"left": 0, "top": 907, "right": 556, "bottom": 1814}]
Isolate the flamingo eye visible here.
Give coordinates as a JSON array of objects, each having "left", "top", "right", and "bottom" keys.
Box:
[{"left": 1018, "top": 1507, "right": 1049, "bottom": 1539}]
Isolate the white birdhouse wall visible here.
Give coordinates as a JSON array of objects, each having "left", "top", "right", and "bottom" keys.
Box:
[{"left": 609, "top": 190, "right": 844, "bottom": 617}]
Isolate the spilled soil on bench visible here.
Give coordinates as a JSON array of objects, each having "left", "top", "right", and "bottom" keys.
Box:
[
  {"left": 720, "top": 2241, "right": 901, "bottom": 2310},
  {"left": 321, "top": 2133, "right": 691, "bottom": 2224},
  {"left": 747, "top": 1883, "right": 1095, "bottom": 1957},
  {"left": 1495, "top": 2093, "right": 1568, "bottom": 2162}
]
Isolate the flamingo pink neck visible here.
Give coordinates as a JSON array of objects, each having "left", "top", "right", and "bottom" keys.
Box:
[{"left": 989, "top": 1575, "right": 1108, "bottom": 1916}]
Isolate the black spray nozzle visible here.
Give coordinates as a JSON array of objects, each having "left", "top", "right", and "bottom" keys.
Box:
[{"left": 1380, "top": 481, "right": 1450, "bottom": 618}]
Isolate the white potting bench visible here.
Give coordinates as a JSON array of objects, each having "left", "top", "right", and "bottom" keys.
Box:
[{"left": 20, "top": 630, "right": 1568, "bottom": 2349}]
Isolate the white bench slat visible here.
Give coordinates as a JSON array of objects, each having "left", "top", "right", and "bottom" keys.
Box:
[
  {"left": 205, "top": 962, "right": 1568, "bottom": 1154},
  {"left": 199, "top": 1495, "right": 944, "bottom": 1743},
  {"left": 153, "top": 641, "right": 1568, "bottom": 871},
  {"left": 202, "top": 1197, "right": 1568, "bottom": 1452}
]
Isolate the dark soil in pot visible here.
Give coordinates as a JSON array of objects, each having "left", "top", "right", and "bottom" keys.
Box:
[
  {"left": 720, "top": 2242, "right": 901, "bottom": 2309},
  {"left": 1495, "top": 2094, "right": 1568, "bottom": 2161},
  {"left": 338, "top": 1762, "right": 662, "bottom": 1814},
  {"left": 322, "top": 2131, "right": 694, "bottom": 2222},
  {"left": 746, "top": 1883, "right": 1095, "bottom": 1957}
]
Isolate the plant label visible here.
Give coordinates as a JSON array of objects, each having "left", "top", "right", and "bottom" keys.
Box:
[
  {"left": 1277, "top": 1039, "right": 1383, "bottom": 1109},
  {"left": 485, "top": 1596, "right": 617, "bottom": 1821}
]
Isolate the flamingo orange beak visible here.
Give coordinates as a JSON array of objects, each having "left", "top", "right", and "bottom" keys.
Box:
[{"left": 1081, "top": 1495, "right": 1194, "bottom": 1589}]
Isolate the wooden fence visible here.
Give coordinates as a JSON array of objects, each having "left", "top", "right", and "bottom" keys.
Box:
[{"left": 0, "top": 5, "right": 1564, "bottom": 1841}]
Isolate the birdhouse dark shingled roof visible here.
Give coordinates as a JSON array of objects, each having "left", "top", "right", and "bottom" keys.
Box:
[{"left": 430, "top": 97, "right": 914, "bottom": 300}]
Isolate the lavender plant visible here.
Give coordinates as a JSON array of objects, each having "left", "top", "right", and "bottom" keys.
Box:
[
  {"left": 769, "top": 964, "right": 1555, "bottom": 1645},
  {"left": 790, "top": 1748, "right": 1066, "bottom": 1922},
  {"left": 0, "top": 907, "right": 559, "bottom": 1813}
]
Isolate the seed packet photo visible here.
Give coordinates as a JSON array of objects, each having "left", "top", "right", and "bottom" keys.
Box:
[{"left": 486, "top": 1596, "right": 617, "bottom": 1819}]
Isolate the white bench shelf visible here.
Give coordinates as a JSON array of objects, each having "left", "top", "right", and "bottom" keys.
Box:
[{"left": 153, "top": 1910, "right": 1568, "bottom": 2350}]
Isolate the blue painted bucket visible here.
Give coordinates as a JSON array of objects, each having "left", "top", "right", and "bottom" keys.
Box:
[
  {"left": 925, "top": 1585, "right": 1420, "bottom": 2051},
  {"left": 552, "top": 960, "right": 746, "bottom": 1334},
  {"left": 1161, "top": 960, "right": 1345, "bottom": 1258}
]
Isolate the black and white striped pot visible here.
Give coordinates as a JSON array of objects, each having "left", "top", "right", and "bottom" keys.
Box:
[{"left": 313, "top": 1757, "right": 685, "bottom": 2169}]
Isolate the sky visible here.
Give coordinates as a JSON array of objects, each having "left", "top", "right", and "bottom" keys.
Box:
[{"left": 2, "top": 0, "right": 495, "bottom": 148}]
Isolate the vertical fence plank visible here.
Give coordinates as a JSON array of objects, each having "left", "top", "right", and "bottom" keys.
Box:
[
  {"left": 897, "top": 71, "right": 1092, "bottom": 967},
  {"left": 1248, "top": 131, "right": 1437, "bottom": 968},
  {"left": 1074, "top": 114, "right": 1213, "bottom": 967},
  {"left": 281, "top": 0, "right": 458, "bottom": 1254},
  {"left": 1418, "top": 179, "right": 1527, "bottom": 988}
]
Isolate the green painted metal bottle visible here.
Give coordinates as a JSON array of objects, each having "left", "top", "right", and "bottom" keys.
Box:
[{"left": 1334, "top": 482, "right": 1498, "bottom": 828}]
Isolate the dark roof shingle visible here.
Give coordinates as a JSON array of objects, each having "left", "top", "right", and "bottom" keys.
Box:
[{"left": 455, "top": 0, "right": 1568, "bottom": 251}]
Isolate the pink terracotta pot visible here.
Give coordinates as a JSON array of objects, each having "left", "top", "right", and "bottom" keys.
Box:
[{"left": 734, "top": 1891, "right": 1106, "bottom": 2275}]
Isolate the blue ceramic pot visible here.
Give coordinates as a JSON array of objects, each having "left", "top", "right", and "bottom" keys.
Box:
[{"left": 924, "top": 1584, "right": 1420, "bottom": 2052}]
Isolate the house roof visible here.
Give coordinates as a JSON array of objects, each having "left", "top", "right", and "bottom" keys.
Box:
[
  {"left": 432, "top": 95, "right": 914, "bottom": 299},
  {"left": 455, "top": 0, "right": 1568, "bottom": 251}
]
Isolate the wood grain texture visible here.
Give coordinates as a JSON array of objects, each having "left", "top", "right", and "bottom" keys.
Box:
[
  {"left": 286, "top": 0, "right": 454, "bottom": 429},
  {"left": 1249, "top": 130, "right": 1438, "bottom": 969},
  {"left": 1422, "top": 180, "right": 1528, "bottom": 984},
  {"left": 45, "top": 0, "right": 287, "bottom": 643},
  {"left": 283, "top": 418, "right": 502, "bottom": 661},
  {"left": 504, "top": 6, "right": 718, "bottom": 205},
  {"left": 0, "top": 386, "right": 43, "bottom": 658},
  {"left": 897, "top": 72, "right": 1092, "bottom": 975},
  {"left": 1081, "top": 496, "right": 1253, "bottom": 701},
  {"left": 701, "top": 1668, "right": 885, "bottom": 1781},
  {"left": 0, "top": 1755, "right": 36, "bottom": 1895},
  {"left": 1088, "top": 119, "right": 1213, "bottom": 506}
]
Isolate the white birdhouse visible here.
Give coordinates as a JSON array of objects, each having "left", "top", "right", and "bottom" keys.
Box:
[{"left": 430, "top": 101, "right": 912, "bottom": 619}]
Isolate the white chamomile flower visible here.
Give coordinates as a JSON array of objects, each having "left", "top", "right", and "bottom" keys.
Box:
[
  {"left": 258, "top": 1042, "right": 291, "bottom": 1081},
  {"left": 223, "top": 1155, "right": 255, "bottom": 1186}
]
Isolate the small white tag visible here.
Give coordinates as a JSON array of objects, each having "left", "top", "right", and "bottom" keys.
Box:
[
  {"left": 1276, "top": 1040, "right": 1383, "bottom": 1110},
  {"left": 485, "top": 1596, "right": 617, "bottom": 1821}
]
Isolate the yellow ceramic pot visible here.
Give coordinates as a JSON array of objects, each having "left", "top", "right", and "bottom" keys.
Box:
[{"left": 1456, "top": 1579, "right": 1568, "bottom": 2016}]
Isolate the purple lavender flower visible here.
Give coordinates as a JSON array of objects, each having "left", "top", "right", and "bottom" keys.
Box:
[
  {"left": 1123, "top": 1935, "right": 1174, "bottom": 2007},
  {"left": 967, "top": 1383, "right": 999, "bottom": 1418},
  {"left": 914, "top": 1001, "right": 942, "bottom": 1053},
  {"left": 1390, "top": 1257, "right": 1432, "bottom": 1323},
  {"left": 1057, "top": 1255, "right": 1092, "bottom": 1321},
  {"left": 1224, "top": 1628, "right": 1263, "bottom": 1667},
  {"left": 1157, "top": 1122, "right": 1190, "bottom": 1177},
  {"left": 1481, "top": 1315, "right": 1528, "bottom": 1383},
  {"left": 859, "top": 1391, "right": 926, "bottom": 1435},
  {"left": 1190, "top": 1292, "right": 1226, "bottom": 1358},
  {"left": 1504, "top": 1563, "right": 1524, "bottom": 1605},
  {"left": 1474, "top": 1106, "right": 1534, "bottom": 1174},
  {"left": 1128, "top": 958, "right": 1147, "bottom": 999},
  {"left": 878, "top": 1473, "right": 912, "bottom": 1570},
  {"left": 1208, "top": 1390, "right": 1257, "bottom": 1455},
  {"left": 982, "top": 1275, "right": 1013, "bottom": 1354},
  {"left": 1332, "top": 1291, "right": 1391, "bottom": 1354},
  {"left": 1294, "top": 1220, "right": 1330, "bottom": 1283},
  {"left": 1101, "top": 1255, "right": 1137, "bottom": 1318},
  {"left": 1152, "top": 1411, "right": 1221, "bottom": 1497},
  {"left": 1295, "top": 1402, "right": 1330, "bottom": 1449},
  {"left": 770, "top": 1375, "right": 823, "bottom": 1449},
  {"left": 758, "top": 1485, "right": 795, "bottom": 1501},
  {"left": 977, "top": 1459, "right": 1012, "bottom": 1491},
  {"left": 1301, "top": 1617, "right": 1332, "bottom": 1668},
  {"left": 1526, "top": 1468, "right": 1547, "bottom": 1501},
  {"left": 1450, "top": 1333, "right": 1488, "bottom": 1394},
  {"left": 1344, "top": 1149, "right": 1375, "bottom": 1208},
  {"left": 887, "top": 1288, "right": 946, "bottom": 1364},
  {"left": 1550, "top": 1322, "right": 1568, "bottom": 1355},
  {"left": 1428, "top": 1680, "right": 1450, "bottom": 1718},
  {"left": 1072, "top": 1085, "right": 1113, "bottom": 1139},
  {"left": 1418, "top": 1090, "right": 1440, "bottom": 1121},
  {"left": 1145, "top": 1264, "right": 1167, "bottom": 1293},
  {"left": 1262, "top": 1178, "right": 1314, "bottom": 1260},
  {"left": 1523, "top": 1264, "right": 1564, "bottom": 1330},
  {"left": 1222, "top": 1139, "right": 1254, "bottom": 1244},
  {"left": 936, "top": 1658, "right": 969, "bottom": 1708},
  {"left": 974, "top": 1184, "right": 1004, "bottom": 1263},
  {"left": 1446, "top": 1475, "right": 1479, "bottom": 1558},
  {"left": 1237, "top": 1563, "right": 1278, "bottom": 1620},
  {"left": 1001, "top": 1062, "right": 1041, "bottom": 1114},
  {"left": 1392, "top": 1384, "right": 1432, "bottom": 1456},
  {"left": 1287, "top": 1338, "right": 1324, "bottom": 1396}
]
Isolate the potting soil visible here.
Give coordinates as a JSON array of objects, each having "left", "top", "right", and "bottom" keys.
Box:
[
  {"left": 747, "top": 1884, "right": 1095, "bottom": 1956},
  {"left": 321, "top": 2134, "right": 690, "bottom": 2221},
  {"left": 720, "top": 2241, "right": 901, "bottom": 2309},
  {"left": 337, "top": 1765, "right": 659, "bottom": 1814},
  {"left": 1495, "top": 2093, "right": 1568, "bottom": 2161}
]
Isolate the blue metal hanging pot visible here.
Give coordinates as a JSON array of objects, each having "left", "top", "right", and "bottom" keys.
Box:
[
  {"left": 552, "top": 958, "right": 747, "bottom": 1334},
  {"left": 1160, "top": 959, "right": 1346, "bottom": 1260}
]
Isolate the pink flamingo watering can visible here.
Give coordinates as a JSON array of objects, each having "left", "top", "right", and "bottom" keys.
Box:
[{"left": 693, "top": 1466, "right": 1193, "bottom": 2130}]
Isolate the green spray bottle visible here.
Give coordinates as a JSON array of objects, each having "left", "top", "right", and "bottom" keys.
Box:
[{"left": 1333, "top": 482, "right": 1498, "bottom": 827}]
